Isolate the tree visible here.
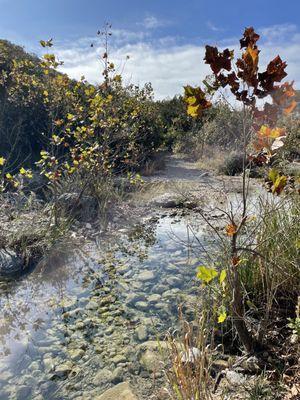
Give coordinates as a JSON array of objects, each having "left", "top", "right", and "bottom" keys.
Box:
[{"left": 185, "top": 27, "right": 297, "bottom": 352}]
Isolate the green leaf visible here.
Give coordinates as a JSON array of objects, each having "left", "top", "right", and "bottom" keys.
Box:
[
  {"left": 196, "top": 266, "right": 218, "bottom": 284},
  {"left": 219, "top": 269, "right": 227, "bottom": 284}
]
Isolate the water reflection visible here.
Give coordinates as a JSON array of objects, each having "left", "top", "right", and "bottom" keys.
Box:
[{"left": 0, "top": 215, "right": 207, "bottom": 399}]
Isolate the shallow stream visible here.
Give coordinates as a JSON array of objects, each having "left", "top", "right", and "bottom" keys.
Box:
[{"left": 0, "top": 214, "right": 209, "bottom": 399}]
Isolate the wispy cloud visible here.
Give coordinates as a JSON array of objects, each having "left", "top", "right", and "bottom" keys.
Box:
[
  {"left": 260, "top": 23, "right": 298, "bottom": 44},
  {"left": 54, "top": 23, "right": 300, "bottom": 100},
  {"left": 206, "top": 21, "right": 223, "bottom": 32},
  {"left": 139, "top": 15, "right": 169, "bottom": 30}
]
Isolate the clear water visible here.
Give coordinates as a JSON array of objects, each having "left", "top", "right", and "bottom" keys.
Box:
[{"left": 0, "top": 215, "right": 208, "bottom": 400}]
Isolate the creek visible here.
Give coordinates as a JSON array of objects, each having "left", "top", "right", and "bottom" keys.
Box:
[{"left": 0, "top": 213, "right": 209, "bottom": 399}]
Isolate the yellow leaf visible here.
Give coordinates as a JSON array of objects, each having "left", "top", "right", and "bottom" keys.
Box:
[
  {"left": 268, "top": 168, "right": 279, "bottom": 184},
  {"left": 184, "top": 86, "right": 211, "bottom": 118},
  {"left": 219, "top": 269, "right": 227, "bottom": 284},
  {"left": 197, "top": 266, "right": 218, "bottom": 284},
  {"left": 5, "top": 173, "right": 13, "bottom": 180},
  {"left": 272, "top": 175, "right": 287, "bottom": 195},
  {"left": 0, "top": 157, "right": 6, "bottom": 166},
  {"left": 19, "top": 167, "right": 26, "bottom": 175},
  {"left": 258, "top": 125, "right": 285, "bottom": 139},
  {"left": 218, "top": 311, "right": 227, "bottom": 323}
]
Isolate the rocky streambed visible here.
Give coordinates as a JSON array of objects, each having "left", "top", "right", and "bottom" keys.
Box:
[
  {"left": 0, "top": 211, "right": 211, "bottom": 400},
  {"left": 0, "top": 155, "right": 263, "bottom": 399}
]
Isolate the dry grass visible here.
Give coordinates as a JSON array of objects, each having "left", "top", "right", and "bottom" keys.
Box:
[
  {"left": 195, "top": 146, "right": 228, "bottom": 173},
  {"left": 163, "top": 308, "right": 214, "bottom": 400}
]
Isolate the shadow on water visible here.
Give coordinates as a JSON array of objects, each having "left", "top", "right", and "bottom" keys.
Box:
[{"left": 0, "top": 214, "right": 208, "bottom": 399}]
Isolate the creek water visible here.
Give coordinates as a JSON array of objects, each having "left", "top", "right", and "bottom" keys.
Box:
[{"left": 0, "top": 214, "right": 209, "bottom": 400}]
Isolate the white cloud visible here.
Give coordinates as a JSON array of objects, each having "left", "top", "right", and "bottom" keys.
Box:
[
  {"left": 260, "top": 23, "right": 298, "bottom": 44},
  {"left": 139, "top": 15, "right": 169, "bottom": 30},
  {"left": 206, "top": 21, "right": 223, "bottom": 32},
  {"left": 55, "top": 24, "right": 300, "bottom": 100},
  {"left": 56, "top": 41, "right": 210, "bottom": 100}
]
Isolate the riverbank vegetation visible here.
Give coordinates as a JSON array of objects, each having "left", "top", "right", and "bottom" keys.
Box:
[
  {"left": 163, "top": 27, "right": 300, "bottom": 399},
  {"left": 0, "top": 24, "right": 299, "bottom": 399}
]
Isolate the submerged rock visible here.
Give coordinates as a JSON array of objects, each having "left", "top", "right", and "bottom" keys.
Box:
[
  {"left": 148, "top": 294, "right": 161, "bottom": 303},
  {"left": 69, "top": 348, "right": 85, "bottom": 361},
  {"left": 96, "top": 382, "right": 138, "bottom": 400},
  {"left": 135, "top": 325, "right": 148, "bottom": 342},
  {"left": 140, "top": 349, "right": 160, "bottom": 372},
  {"left": 134, "top": 301, "right": 148, "bottom": 311},
  {"left": 92, "top": 368, "right": 113, "bottom": 386},
  {"left": 16, "top": 385, "right": 32, "bottom": 400},
  {"left": 0, "top": 249, "right": 23, "bottom": 276},
  {"left": 111, "top": 366, "right": 124, "bottom": 383},
  {"left": 51, "top": 361, "right": 73, "bottom": 379},
  {"left": 137, "top": 270, "right": 155, "bottom": 282},
  {"left": 111, "top": 354, "right": 127, "bottom": 365}
]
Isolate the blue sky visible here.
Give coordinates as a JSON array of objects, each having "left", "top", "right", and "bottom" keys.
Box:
[{"left": 1, "top": 0, "right": 299, "bottom": 98}]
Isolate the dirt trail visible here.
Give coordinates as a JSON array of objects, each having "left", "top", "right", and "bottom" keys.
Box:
[{"left": 153, "top": 153, "right": 210, "bottom": 182}]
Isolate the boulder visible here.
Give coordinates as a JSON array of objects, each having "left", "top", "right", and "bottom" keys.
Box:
[
  {"left": 96, "top": 382, "right": 138, "bottom": 400},
  {"left": 0, "top": 249, "right": 23, "bottom": 276}
]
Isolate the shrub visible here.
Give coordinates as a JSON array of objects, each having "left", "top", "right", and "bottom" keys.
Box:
[{"left": 218, "top": 152, "right": 244, "bottom": 176}]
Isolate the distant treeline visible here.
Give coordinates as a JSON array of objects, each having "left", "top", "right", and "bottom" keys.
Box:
[{"left": 0, "top": 39, "right": 299, "bottom": 173}]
